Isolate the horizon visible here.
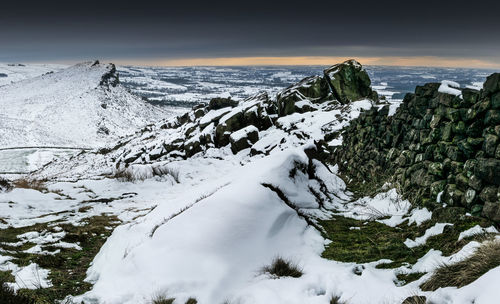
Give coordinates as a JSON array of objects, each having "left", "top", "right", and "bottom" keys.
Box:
[{"left": 6, "top": 56, "right": 500, "bottom": 70}]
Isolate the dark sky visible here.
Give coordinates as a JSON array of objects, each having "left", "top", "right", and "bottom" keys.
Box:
[{"left": 1, "top": 0, "right": 499, "bottom": 66}]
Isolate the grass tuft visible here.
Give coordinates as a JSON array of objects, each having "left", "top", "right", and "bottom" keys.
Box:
[
  {"left": 420, "top": 239, "right": 500, "bottom": 291},
  {"left": 151, "top": 294, "right": 175, "bottom": 304},
  {"left": 261, "top": 256, "right": 303, "bottom": 278},
  {"left": 330, "top": 295, "right": 347, "bottom": 304},
  {"left": 401, "top": 295, "right": 427, "bottom": 304},
  {"left": 0, "top": 177, "right": 12, "bottom": 192},
  {"left": 0, "top": 279, "right": 36, "bottom": 304}
]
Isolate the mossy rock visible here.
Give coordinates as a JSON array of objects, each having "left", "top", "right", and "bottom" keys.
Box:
[{"left": 323, "top": 59, "right": 377, "bottom": 104}]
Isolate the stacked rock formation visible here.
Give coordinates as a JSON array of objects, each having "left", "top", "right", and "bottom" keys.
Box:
[
  {"left": 116, "top": 60, "right": 376, "bottom": 164},
  {"left": 332, "top": 74, "right": 500, "bottom": 222}
]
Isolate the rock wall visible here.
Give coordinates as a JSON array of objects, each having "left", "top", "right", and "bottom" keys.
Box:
[{"left": 332, "top": 74, "right": 500, "bottom": 222}]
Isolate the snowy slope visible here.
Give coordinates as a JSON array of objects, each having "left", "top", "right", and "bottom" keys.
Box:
[
  {"left": 0, "top": 63, "right": 65, "bottom": 87},
  {"left": 0, "top": 61, "right": 171, "bottom": 148}
]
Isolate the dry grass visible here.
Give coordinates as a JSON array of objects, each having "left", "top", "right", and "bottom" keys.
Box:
[
  {"left": 0, "top": 177, "right": 12, "bottom": 192},
  {"left": 0, "top": 279, "right": 36, "bottom": 304},
  {"left": 401, "top": 295, "right": 426, "bottom": 304},
  {"left": 152, "top": 166, "right": 180, "bottom": 183},
  {"left": 111, "top": 168, "right": 136, "bottom": 182},
  {"left": 151, "top": 295, "right": 197, "bottom": 304},
  {"left": 261, "top": 256, "right": 303, "bottom": 278},
  {"left": 12, "top": 178, "right": 47, "bottom": 192},
  {"left": 330, "top": 295, "right": 347, "bottom": 304},
  {"left": 421, "top": 239, "right": 500, "bottom": 291},
  {"left": 151, "top": 295, "right": 175, "bottom": 304},
  {"left": 112, "top": 166, "right": 180, "bottom": 183}
]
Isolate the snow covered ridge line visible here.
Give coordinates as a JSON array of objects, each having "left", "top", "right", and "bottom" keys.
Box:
[{"left": 0, "top": 60, "right": 170, "bottom": 150}]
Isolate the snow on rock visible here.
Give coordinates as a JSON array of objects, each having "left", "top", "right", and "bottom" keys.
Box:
[
  {"left": 0, "top": 61, "right": 170, "bottom": 149},
  {"left": 438, "top": 80, "right": 462, "bottom": 97}
]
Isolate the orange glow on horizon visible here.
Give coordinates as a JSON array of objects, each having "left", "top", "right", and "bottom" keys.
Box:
[{"left": 111, "top": 56, "right": 500, "bottom": 69}]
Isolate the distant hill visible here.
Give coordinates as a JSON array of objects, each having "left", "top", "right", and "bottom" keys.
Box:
[{"left": 0, "top": 61, "right": 171, "bottom": 148}]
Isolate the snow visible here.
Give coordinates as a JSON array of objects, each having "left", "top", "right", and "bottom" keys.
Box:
[
  {"left": 230, "top": 125, "right": 258, "bottom": 142},
  {"left": 1, "top": 64, "right": 498, "bottom": 304},
  {"left": 0, "top": 62, "right": 169, "bottom": 149},
  {"left": 428, "top": 266, "right": 500, "bottom": 304},
  {"left": 404, "top": 223, "right": 453, "bottom": 248},
  {"left": 407, "top": 208, "right": 432, "bottom": 226},
  {"left": 438, "top": 80, "right": 462, "bottom": 97},
  {"left": 340, "top": 189, "right": 411, "bottom": 223},
  {"left": 458, "top": 225, "right": 498, "bottom": 241},
  {"left": 2, "top": 263, "right": 52, "bottom": 290},
  {"left": 68, "top": 149, "right": 415, "bottom": 304}
]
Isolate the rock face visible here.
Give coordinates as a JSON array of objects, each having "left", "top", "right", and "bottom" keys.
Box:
[
  {"left": 324, "top": 59, "right": 378, "bottom": 104},
  {"left": 332, "top": 73, "right": 500, "bottom": 222},
  {"left": 277, "top": 59, "right": 378, "bottom": 115},
  {"left": 229, "top": 125, "right": 259, "bottom": 154}
]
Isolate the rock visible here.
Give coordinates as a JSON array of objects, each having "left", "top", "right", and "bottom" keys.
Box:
[
  {"left": 208, "top": 97, "right": 238, "bottom": 110},
  {"left": 474, "top": 158, "right": 500, "bottom": 185},
  {"left": 468, "top": 175, "right": 483, "bottom": 191},
  {"left": 428, "top": 162, "right": 444, "bottom": 177},
  {"left": 483, "top": 134, "right": 498, "bottom": 156},
  {"left": 492, "top": 92, "right": 500, "bottom": 109},
  {"left": 465, "top": 188, "right": 477, "bottom": 205},
  {"left": 99, "top": 63, "right": 119, "bottom": 87},
  {"left": 415, "top": 83, "right": 440, "bottom": 97},
  {"left": 479, "top": 186, "right": 498, "bottom": 202},
  {"left": 482, "top": 202, "right": 500, "bottom": 221},
  {"left": 484, "top": 110, "right": 500, "bottom": 126},
  {"left": 276, "top": 76, "right": 328, "bottom": 116},
  {"left": 229, "top": 125, "right": 259, "bottom": 154},
  {"left": 432, "top": 206, "right": 467, "bottom": 222},
  {"left": 483, "top": 73, "right": 500, "bottom": 96},
  {"left": 323, "top": 59, "right": 378, "bottom": 104},
  {"left": 430, "top": 180, "right": 447, "bottom": 196},
  {"left": 184, "top": 137, "right": 202, "bottom": 157},
  {"left": 462, "top": 88, "right": 479, "bottom": 106}
]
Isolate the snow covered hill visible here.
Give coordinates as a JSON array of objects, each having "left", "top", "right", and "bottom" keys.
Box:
[
  {"left": 0, "top": 63, "right": 65, "bottom": 87},
  {"left": 0, "top": 61, "right": 170, "bottom": 149}
]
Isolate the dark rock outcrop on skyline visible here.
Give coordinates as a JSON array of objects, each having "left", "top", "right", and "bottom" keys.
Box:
[
  {"left": 277, "top": 59, "right": 377, "bottom": 116},
  {"left": 324, "top": 59, "right": 379, "bottom": 104}
]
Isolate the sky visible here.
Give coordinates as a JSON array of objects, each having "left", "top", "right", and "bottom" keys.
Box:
[{"left": 1, "top": 0, "right": 500, "bottom": 68}]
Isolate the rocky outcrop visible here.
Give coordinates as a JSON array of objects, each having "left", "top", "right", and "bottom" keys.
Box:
[
  {"left": 324, "top": 59, "right": 379, "bottom": 104},
  {"left": 99, "top": 63, "right": 120, "bottom": 87},
  {"left": 332, "top": 73, "right": 500, "bottom": 222},
  {"left": 277, "top": 59, "right": 378, "bottom": 115},
  {"left": 115, "top": 60, "right": 380, "bottom": 167}
]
